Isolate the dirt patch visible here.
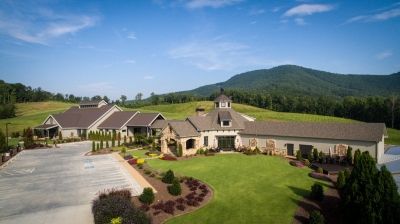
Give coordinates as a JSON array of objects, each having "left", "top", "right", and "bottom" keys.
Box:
[
  {"left": 293, "top": 176, "right": 342, "bottom": 224},
  {"left": 131, "top": 163, "right": 213, "bottom": 224}
]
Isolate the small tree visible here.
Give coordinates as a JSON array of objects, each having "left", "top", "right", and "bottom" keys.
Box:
[
  {"left": 117, "top": 132, "right": 121, "bottom": 147},
  {"left": 162, "top": 170, "right": 175, "bottom": 184},
  {"left": 96, "top": 143, "right": 100, "bottom": 151},
  {"left": 296, "top": 150, "right": 302, "bottom": 161},
  {"left": 168, "top": 179, "right": 182, "bottom": 196},
  {"left": 309, "top": 210, "right": 325, "bottom": 224},
  {"left": 123, "top": 135, "right": 127, "bottom": 144},
  {"left": 0, "top": 130, "right": 6, "bottom": 153},
  {"left": 139, "top": 187, "right": 155, "bottom": 204},
  {"left": 112, "top": 135, "right": 116, "bottom": 147},
  {"left": 178, "top": 143, "right": 183, "bottom": 157},
  {"left": 23, "top": 127, "right": 34, "bottom": 149},
  {"left": 346, "top": 146, "right": 353, "bottom": 165},
  {"left": 353, "top": 149, "right": 361, "bottom": 165},
  {"left": 129, "top": 136, "right": 133, "bottom": 144},
  {"left": 310, "top": 183, "right": 324, "bottom": 201},
  {"left": 58, "top": 131, "right": 63, "bottom": 140},
  {"left": 121, "top": 147, "right": 126, "bottom": 156},
  {"left": 92, "top": 141, "right": 96, "bottom": 152},
  {"left": 313, "top": 148, "right": 319, "bottom": 162},
  {"left": 336, "top": 171, "right": 346, "bottom": 189},
  {"left": 106, "top": 140, "right": 109, "bottom": 148},
  {"left": 100, "top": 139, "right": 104, "bottom": 149},
  {"left": 307, "top": 153, "right": 313, "bottom": 163}
]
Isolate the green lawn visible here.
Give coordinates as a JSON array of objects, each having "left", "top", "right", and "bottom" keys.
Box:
[
  {"left": 147, "top": 154, "right": 323, "bottom": 224},
  {"left": 0, "top": 101, "right": 74, "bottom": 134}
]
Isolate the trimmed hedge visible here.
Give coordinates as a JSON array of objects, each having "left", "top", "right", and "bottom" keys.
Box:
[
  {"left": 139, "top": 188, "right": 155, "bottom": 205},
  {"left": 162, "top": 170, "right": 175, "bottom": 184},
  {"left": 168, "top": 179, "right": 182, "bottom": 196}
]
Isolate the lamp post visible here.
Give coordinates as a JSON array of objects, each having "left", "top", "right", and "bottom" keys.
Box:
[{"left": 5, "top": 122, "right": 11, "bottom": 151}]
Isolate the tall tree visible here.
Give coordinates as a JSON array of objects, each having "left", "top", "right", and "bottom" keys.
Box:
[
  {"left": 120, "top": 95, "right": 127, "bottom": 105},
  {"left": 135, "top": 93, "right": 143, "bottom": 101}
]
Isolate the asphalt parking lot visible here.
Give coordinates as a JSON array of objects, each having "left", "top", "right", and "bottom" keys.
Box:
[{"left": 0, "top": 141, "right": 143, "bottom": 224}]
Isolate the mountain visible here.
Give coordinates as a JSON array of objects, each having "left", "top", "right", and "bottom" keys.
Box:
[{"left": 182, "top": 65, "right": 400, "bottom": 97}]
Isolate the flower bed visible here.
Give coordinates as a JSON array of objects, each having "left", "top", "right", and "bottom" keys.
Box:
[{"left": 289, "top": 160, "right": 305, "bottom": 168}]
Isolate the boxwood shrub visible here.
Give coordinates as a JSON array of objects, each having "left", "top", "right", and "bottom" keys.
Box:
[
  {"left": 162, "top": 170, "right": 175, "bottom": 184},
  {"left": 139, "top": 188, "right": 155, "bottom": 204},
  {"left": 168, "top": 179, "right": 182, "bottom": 196}
]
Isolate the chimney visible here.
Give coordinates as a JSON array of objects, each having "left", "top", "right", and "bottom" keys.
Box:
[{"left": 196, "top": 107, "right": 205, "bottom": 116}]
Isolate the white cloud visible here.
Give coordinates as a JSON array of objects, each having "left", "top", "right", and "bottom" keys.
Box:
[
  {"left": 294, "top": 17, "right": 307, "bottom": 25},
  {"left": 376, "top": 50, "right": 393, "bottom": 60},
  {"left": 123, "top": 59, "right": 136, "bottom": 64},
  {"left": 346, "top": 7, "right": 400, "bottom": 23},
  {"left": 185, "top": 0, "right": 242, "bottom": 9},
  {"left": 284, "top": 4, "right": 334, "bottom": 17},
  {"left": 127, "top": 32, "right": 136, "bottom": 40},
  {"left": 169, "top": 38, "right": 291, "bottom": 71},
  {"left": 0, "top": 5, "right": 98, "bottom": 45},
  {"left": 144, "top": 76, "right": 154, "bottom": 80}
]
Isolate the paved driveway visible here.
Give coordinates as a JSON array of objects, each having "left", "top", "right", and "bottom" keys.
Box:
[{"left": 0, "top": 142, "right": 143, "bottom": 224}]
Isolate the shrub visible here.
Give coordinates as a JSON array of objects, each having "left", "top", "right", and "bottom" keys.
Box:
[
  {"left": 346, "top": 146, "right": 353, "bottom": 165},
  {"left": 296, "top": 150, "right": 302, "bottom": 161},
  {"left": 92, "top": 189, "right": 150, "bottom": 224},
  {"left": 176, "top": 204, "right": 186, "bottom": 211},
  {"left": 303, "top": 159, "right": 310, "bottom": 167},
  {"left": 317, "top": 167, "right": 323, "bottom": 174},
  {"left": 128, "top": 158, "right": 137, "bottom": 165},
  {"left": 106, "top": 140, "right": 109, "bottom": 148},
  {"left": 139, "top": 188, "right": 155, "bottom": 204},
  {"left": 309, "top": 210, "right": 325, "bottom": 224},
  {"left": 58, "top": 131, "right": 63, "bottom": 140},
  {"left": 313, "top": 148, "right": 319, "bottom": 162},
  {"left": 23, "top": 128, "right": 34, "bottom": 149},
  {"left": 121, "top": 147, "right": 127, "bottom": 155},
  {"left": 92, "top": 141, "right": 96, "bottom": 152},
  {"left": 110, "top": 217, "right": 122, "bottom": 224},
  {"left": 168, "top": 179, "right": 182, "bottom": 196},
  {"left": 336, "top": 171, "right": 346, "bottom": 189},
  {"left": 163, "top": 200, "right": 175, "bottom": 214},
  {"left": 178, "top": 144, "right": 183, "bottom": 157},
  {"left": 161, "top": 154, "right": 177, "bottom": 161},
  {"left": 162, "top": 170, "right": 175, "bottom": 184},
  {"left": 124, "top": 154, "right": 133, "bottom": 160},
  {"left": 137, "top": 158, "right": 145, "bottom": 165},
  {"left": 96, "top": 143, "right": 100, "bottom": 151},
  {"left": 310, "top": 183, "right": 324, "bottom": 201},
  {"left": 307, "top": 153, "right": 313, "bottom": 163},
  {"left": 100, "top": 139, "right": 103, "bottom": 149}
]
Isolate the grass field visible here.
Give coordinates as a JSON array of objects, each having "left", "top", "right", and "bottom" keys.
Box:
[{"left": 147, "top": 154, "right": 323, "bottom": 224}]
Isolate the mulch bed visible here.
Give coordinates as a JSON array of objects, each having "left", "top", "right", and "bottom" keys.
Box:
[
  {"left": 131, "top": 163, "right": 213, "bottom": 224},
  {"left": 85, "top": 148, "right": 115, "bottom": 156},
  {"left": 293, "top": 175, "right": 342, "bottom": 224}
]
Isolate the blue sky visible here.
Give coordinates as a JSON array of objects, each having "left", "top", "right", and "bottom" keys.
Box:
[{"left": 0, "top": 0, "right": 399, "bottom": 100}]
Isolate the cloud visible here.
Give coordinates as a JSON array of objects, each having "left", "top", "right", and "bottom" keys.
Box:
[
  {"left": 294, "top": 17, "right": 307, "bottom": 25},
  {"left": 376, "top": 50, "right": 393, "bottom": 60},
  {"left": 185, "top": 0, "right": 242, "bottom": 9},
  {"left": 144, "top": 76, "right": 154, "bottom": 80},
  {"left": 123, "top": 59, "right": 136, "bottom": 64},
  {"left": 0, "top": 3, "right": 98, "bottom": 45},
  {"left": 127, "top": 32, "right": 137, "bottom": 40},
  {"left": 169, "top": 38, "right": 291, "bottom": 71},
  {"left": 346, "top": 7, "right": 400, "bottom": 23},
  {"left": 284, "top": 4, "right": 334, "bottom": 17}
]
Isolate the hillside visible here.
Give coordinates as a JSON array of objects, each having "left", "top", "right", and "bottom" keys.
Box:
[
  {"left": 1, "top": 101, "right": 399, "bottom": 145},
  {"left": 182, "top": 65, "right": 400, "bottom": 97}
]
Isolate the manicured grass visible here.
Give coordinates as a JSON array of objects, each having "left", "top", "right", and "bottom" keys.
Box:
[
  {"left": 387, "top": 128, "right": 400, "bottom": 145},
  {"left": 127, "top": 150, "right": 149, "bottom": 158},
  {"left": 148, "top": 154, "right": 323, "bottom": 224},
  {"left": 0, "top": 101, "right": 74, "bottom": 134}
]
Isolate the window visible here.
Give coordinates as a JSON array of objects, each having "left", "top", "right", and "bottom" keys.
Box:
[
  {"left": 204, "top": 136, "right": 208, "bottom": 146},
  {"left": 228, "top": 102, "right": 231, "bottom": 107},
  {"left": 222, "top": 120, "right": 230, "bottom": 127}
]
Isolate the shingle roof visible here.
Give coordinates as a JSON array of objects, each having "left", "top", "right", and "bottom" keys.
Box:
[
  {"left": 97, "top": 111, "right": 138, "bottom": 129},
  {"left": 218, "top": 111, "right": 232, "bottom": 121},
  {"left": 34, "top": 124, "right": 59, "bottom": 130},
  {"left": 169, "top": 121, "right": 200, "bottom": 137},
  {"left": 151, "top": 120, "right": 169, "bottom": 129},
  {"left": 79, "top": 100, "right": 104, "bottom": 106},
  {"left": 214, "top": 94, "right": 232, "bottom": 102},
  {"left": 51, "top": 104, "right": 116, "bottom": 128},
  {"left": 187, "top": 108, "right": 249, "bottom": 131},
  {"left": 126, "top": 113, "right": 163, "bottom": 127},
  {"left": 240, "top": 121, "right": 387, "bottom": 142}
]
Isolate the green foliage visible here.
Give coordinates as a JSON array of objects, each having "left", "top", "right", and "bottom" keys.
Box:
[
  {"left": 344, "top": 168, "right": 351, "bottom": 180},
  {"left": 112, "top": 135, "right": 115, "bottom": 147},
  {"left": 100, "top": 139, "right": 103, "bottom": 149},
  {"left": 162, "top": 170, "right": 175, "bottom": 184},
  {"left": 316, "top": 167, "right": 323, "bottom": 174},
  {"left": 336, "top": 171, "right": 346, "bottom": 189},
  {"left": 296, "top": 150, "right": 302, "bottom": 161},
  {"left": 0, "top": 129, "right": 6, "bottom": 152},
  {"left": 309, "top": 210, "right": 325, "bottom": 224},
  {"left": 346, "top": 147, "right": 353, "bottom": 165},
  {"left": 121, "top": 147, "right": 126, "bottom": 155},
  {"left": 307, "top": 153, "right": 313, "bottom": 163},
  {"left": 313, "top": 148, "right": 319, "bottom": 162},
  {"left": 23, "top": 127, "right": 34, "bottom": 149},
  {"left": 178, "top": 143, "right": 183, "bottom": 157},
  {"left": 105, "top": 140, "right": 109, "bottom": 148},
  {"left": 168, "top": 179, "right": 182, "bottom": 196},
  {"left": 303, "top": 159, "right": 310, "bottom": 167},
  {"left": 129, "top": 136, "right": 133, "bottom": 144},
  {"left": 341, "top": 152, "right": 400, "bottom": 224},
  {"left": 310, "top": 183, "right": 324, "bottom": 201},
  {"left": 110, "top": 217, "right": 122, "bottom": 224},
  {"left": 96, "top": 143, "right": 99, "bottom": 151},
  {"left": 139, "top": 187, "right": 155, "bottom": 204},
  {"left": 0, "top": 104, "right": 16, "bottom": 119},
  {"left": 353, "top": 149, "right": 361, "bottom": 166},
  {"left": 92, "top": 141, "right": 96, "bottom": 152},
  {"left": 58, "top": 131, "right": 62, "bottom": 140}
]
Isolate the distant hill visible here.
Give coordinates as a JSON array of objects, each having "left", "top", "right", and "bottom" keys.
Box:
[{"left": 182, "top": 65, "right": 400, "bottom": 97}]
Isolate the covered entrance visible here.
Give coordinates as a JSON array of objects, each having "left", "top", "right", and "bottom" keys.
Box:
[
  {"left": 34, "top": 124, "right": 59, "bottom": 138},
  {"left": 218, "top": 136, "right": 235, "bottom": 150}
]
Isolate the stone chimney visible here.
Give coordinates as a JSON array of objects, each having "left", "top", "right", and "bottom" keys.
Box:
[{"left": 196, "top": 107, "right": 205, "bottom": 116}]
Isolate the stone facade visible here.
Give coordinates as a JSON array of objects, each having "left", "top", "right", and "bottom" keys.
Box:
[{"left": 160, "top": 125, "right": 200, "bottom": 156}]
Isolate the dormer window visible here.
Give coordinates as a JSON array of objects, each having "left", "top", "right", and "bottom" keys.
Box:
[{"left": 222, "top": 120, "right": 231, "bottom": 127}]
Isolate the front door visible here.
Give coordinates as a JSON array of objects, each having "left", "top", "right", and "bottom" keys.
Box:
[
  {"left": 287, "top": 144, "right": 294, "bottom": 156},
  {"left": 218, "top": 136, "right": 235, "bottom": 150}
]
